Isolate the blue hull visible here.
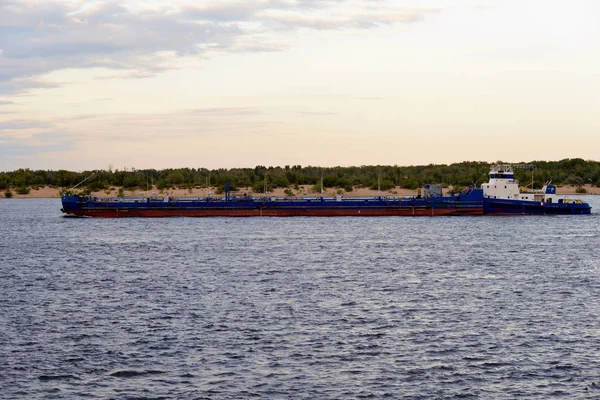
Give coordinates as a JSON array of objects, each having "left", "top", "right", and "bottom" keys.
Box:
[
  {"left": 484, "top": 199, "right": 591, "bottom": 215},
  {"left": 59, "top": 189, "right": 592, "bottom": 217},
  {"left": 60, "top": 190, "right": 485, "bottom": 217}
]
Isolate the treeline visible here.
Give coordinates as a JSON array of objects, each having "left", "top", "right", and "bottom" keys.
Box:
[{"left": 1, "top": 159, "right": 599, "bottom": 193}]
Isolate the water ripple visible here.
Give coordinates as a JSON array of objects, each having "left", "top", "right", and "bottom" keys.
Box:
[{"left": 1, "top": 198, "right": 599, "bottom": 399}]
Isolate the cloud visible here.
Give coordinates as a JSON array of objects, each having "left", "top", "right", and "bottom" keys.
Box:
[
  {"left": 1, "top": 137, "right": 74, "bottom": 156},
  {"left": 470, "top": 3, "right": 497, "bottom": 10},
  {"left": 0, "top": 73, "right": 62, "bottom": 95},
  {"left": 0, "top": 119, "right": 54, "bottom": 132},
  {"left": 0, "top": 115, "right": 84, "bottom": 160},
  {"left": 185, "top": 107, "right": 261, "bottom": 116},
  {"left": 299, "top": 111, "right": 338, "bottom": 116},
  {"left": 0, "top": 0, "right": 442, "bottom": 93},
  {"left": 0, "top": 129, "right": 75, "bottom": 156},
  {"left": 0, "top": 107, "right": 274, "bottom": 155}
]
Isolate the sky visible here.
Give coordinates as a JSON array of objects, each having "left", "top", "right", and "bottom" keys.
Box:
[{"left": 0, "top": 0, "right": 599, "bottom": 171}]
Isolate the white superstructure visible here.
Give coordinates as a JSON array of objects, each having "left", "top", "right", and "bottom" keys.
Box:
[{"left": 481, "top": 165, "right": 558, "bottom": 203}]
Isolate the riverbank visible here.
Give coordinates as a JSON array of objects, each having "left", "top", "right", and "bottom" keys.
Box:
[{"left": 3, "top": 184, "right": 600, "bottom": 198}]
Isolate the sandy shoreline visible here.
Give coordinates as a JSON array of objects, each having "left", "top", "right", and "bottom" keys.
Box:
[{"left": 3, "top": 184, "right": 600, "bottom": 198}]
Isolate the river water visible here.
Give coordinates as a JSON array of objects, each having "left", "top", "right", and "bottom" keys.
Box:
[{"left": 1, "top": 197, "right": 599, "bottom": 399}]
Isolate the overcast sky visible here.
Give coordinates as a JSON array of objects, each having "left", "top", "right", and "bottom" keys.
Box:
[{"left": 1, "top": 0, "right": 599, "bottom": 171}]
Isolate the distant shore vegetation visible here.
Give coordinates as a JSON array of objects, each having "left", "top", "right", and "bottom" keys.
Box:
[{"left": 1, "top": 159, "right": 599, "bottom": 193}]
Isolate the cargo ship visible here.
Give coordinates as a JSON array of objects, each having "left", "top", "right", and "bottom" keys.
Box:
[{"left": 60, "top": 166, "right": 591, "bottom": 217}]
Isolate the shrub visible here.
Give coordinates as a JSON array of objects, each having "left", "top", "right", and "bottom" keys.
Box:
[
  {"left": 370, "top": 179, "right": 394, "bottom": 191},
  {"left": 167, "top": 171, "right": 184, "bottom": 185},
  {"left": 567, "top": 175, "right": 584, "bottom": 186},
  {"left": 16, "top": 186, "right": 30, "bottom": 195},
  {"left": 4, "top": 189, "right": 13, "bottom": 198},
  {"left": 271, "top": 175, "right": 289, "bottom": 188},
  {"left": 88, "top": 181, "right": 106, "bottom": 191},
  {"left": 575, "top": 187, "right": 587, "bottom": 194},
  {"left": 284, "top": 188, "right": 294, "bottom": 196},
  {"left": 252, "top": 181, "right": 272, "bottom": 193},
  {"left": 402, "top": 179, "right": 420, "bottom": 190},
  {"left": 117, "top": 188, "right": 125, "bottom": 197},
  {"left": 157, "top": 180, "right": 168, "bottom": 190},
  {"left": 311, "top": 182, "right": 323, "bottom": 193}
]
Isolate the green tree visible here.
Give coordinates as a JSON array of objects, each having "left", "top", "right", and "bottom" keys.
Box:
[
  {"left": 157, "top": 180, "right": 168, "bottom": 190},
  {"left": 402, "top": 179, "right": 420, "bottom": 190},
  {"left": 567, "top": 175, "right": 584, "bottom": 186},
  {"left": 88, "top": 180, "right": 106, "bottom": 191},
  {"left": 311, "top": 181, "right": 323, "bottom": 193},
  {"left": 1, "top": 159, "right": 599, "bottom": 192},
  {"left": 370, "top": 179, "right": 394, "bottom": 191},
  {"left": 252, "top": 180, "right": 272, "bottom": 193}
]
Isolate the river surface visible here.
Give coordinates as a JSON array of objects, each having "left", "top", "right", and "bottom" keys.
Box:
[{"left": 1, "top": 197, "right": 600, "bottom": 399}]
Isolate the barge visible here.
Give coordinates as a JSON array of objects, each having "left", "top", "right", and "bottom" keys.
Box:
[
  {"left": 60, "top": 166, "right": 591, "bottom": 217},
  {"left": 61, "top": 184, "right": 484, "bottom": 217}
]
